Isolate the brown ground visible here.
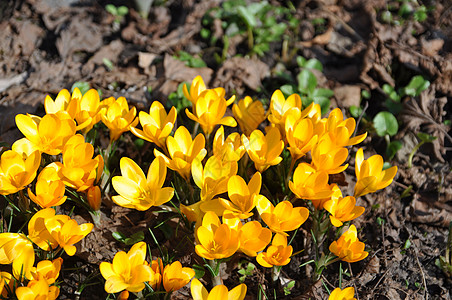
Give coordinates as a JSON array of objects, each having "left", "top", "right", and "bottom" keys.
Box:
[{"left": 0, "top": 0, "right": 451, "bottom": 299}]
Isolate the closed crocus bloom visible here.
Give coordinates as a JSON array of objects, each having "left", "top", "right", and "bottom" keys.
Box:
[
  {"left": 195, "top": 211, "right": 240, "bottom": 260},
  {"left": 324, "top": 195, "right": 365, "bottom": 227},
  {"left": 155, "top": 126, "right": 207, "bottom": 181},
  {"left": 15, "top": 113, "right": 76, "bottom": 155},
  {"left": 44, "top": 88, "right": 80, "bottom": 119},
  {"left": 311, "top": 135, "right": 349, "bottom": 174},
  {"left": 57, "top": 135, "right": 103, "bottom": 192},
  {"left": 130, "top": 101, "right": 177, "bottom": 150},
  {"left": 75, "top": 89, "right": 103, "bottom": 133},
  {"left": 186, "top": 89, "right": 236, "bottom": 135},
  {"left": 289, "top": 163, "right": 333, "bottom": 200},
  {"left": 267, "top": 90, "right": 304, "bottom": 137},
  {"left": 326, "top": 108, "right": 367, "bottom": 147},
  {"left": 256, "top": 233, "right": 293, "bottom": 268},
  {"left": 112, "top": 157, "right": 174, "bottom": 210},
  {"left": 329, "top": 225, "right": 368, "bottom": 263},
  {"left": 285, "top": 109, "right": 318, "bottom": 161},
  {"left": 162, "top": 261, "right": 195, "bottom": 292},
  {"left": 0, "top": 233, "right": 35, "bottom": 279},
  {"left": 30, "top": 258, "right": 62, "bottom": 285},
  {"left": 86, "top": 185, "right": 102, "bottom": 211},
  {"left": 100, "top": 242, "right": 153, "bottom": 294},
  {"left": 256, "top": 197, "right": 309, "bottom": 235},
  {"left": 28, "top": 177, "right": 66, "bottom": 208},
  {"left": 329, "top": 287, "right": 356, "bottom": 300},
  {"left": 241, "top": 127, "right": 284, "bottom": 173},
  {"left": 232, "top": 96, "right": 266, "bottom": 136},
  {"left": 238, "top": 221, "right": 272, "bottom": 257},
  {"left": 213, "top": 126, "right": 245, "bottom": 162},
  {"left": 101, "top": 96, "right": 139, "bottom": 142},
  {"left": 183, "top": 75, "right": 207, "bottom": 105},
  {"left": 16, "top": 275, "right": 59, "bottom": 300},
  {"left": 219, "top": 173, "right": 261, "bottom": 219},
  {"left": 310, "top": 183, "right": 341, "bottom": 210},
  {"left": 0, "top": 150, "right": 40, "bottom": 195},
  {"left": 149, "top": 258, "right": 164, "bottom": 290},
  {"left": 354, "top": 148, "right": 397, "bottom": 198},
  {"left": 191, "top": 278, "right": 247, "bottom": 300},
  {"left": 192, "top": 155, "right": 238, "bottom": 202}
]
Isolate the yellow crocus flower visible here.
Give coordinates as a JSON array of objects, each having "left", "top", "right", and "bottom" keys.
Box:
[
  {"left": 324, "top": 195, "right": 365, "bottom": 227},
  {"left": 329, "top": 225, "right": 368, "bottom": 263},
  {"left": 219, "top": 172, "right": 261, "bottom": 219},
  {"left": 212, "top": 126, "right": 245, "bottom": 162},
  {"left": 186, "top": 89, "right": 236, "bottom": 135},
  {"left": 56, "top": 134, "right": 103, "bottom": 192},
  {"left": 328, "top": 287, "right": 356, "bottom": 300},
  {"left": 101, "top": 96, "right": 139, "bottom": 142},
  {"left": 112, "top": 156, "right": 174, "bottom": 211},
  {"left": 285, "top": 108, "right": 318, "bottom": 161},
  {"left": 44, "top": 88, "right": 80, "bottom": 119},
  {"left": 195, "top": 211, "right": 240, "bottom": 260},
  {"left": 28, "top": 208, "right": 93, "bottom": 256},
  {"left": 326, "top": 108, "right": 367, "bottom": 147},
  {"left": 256, "top": 197, "right": 309, "bottom": 235},
  {"left": 192, "top": 155, "right": 238, "bottom": 202},
  {"left": 15, "top": 113, "right": 76, "bottom": 155},
  {"left": 0, "top": 233, "right": 35, "bottom": 279},
  {"left": 183, "top": 75, "right": 207, "bottom": 105},
  {"left": 256, "top": 233, "right": 293, "bottom": 268},
  {"left": 100, "top": 242, "right": 154, "bottom": 294},
  {"left": 232, "top": 96, "right": 266, "bottom": 136},
  {"left": 241, "top": 127, "right": 284, "bottom": 173},
  {"left": 0, "top": 272, "right": 12, "bottom": 298},
  {"left": 27, "top": 176, "right": 66, "bottom": 208},
  {"left": 237, "top": 220, "right": 272, "bottom": 257},
  {"left": 191, "top": 278, "right": 247, "bottom": 300},
  {"left": 289, "top": 163, "right": 333, "bottom": 201},
  {"left": 30, "top": 258, "right": 62, "bottom": 285},
  {"left": 149, "top": 258, "right": 164, "bottom": 290},
  {"left": 154, "top": 126, "right": 207, "bottom": 181},
  {"left": 162, "top": 261, "right": 195, "bottom": 292},
  {"left": 74, "top": 89, "right": 103, "bottom": 133},
  {"left": 311, "top": 134, "right": 349, "bottom": 174},
  {"left": 354, "top": 148, "right": 398, "bottom": 197},
  {"left": 15, "top": 275, "right": 59, "bottom": 300},
  {"left": 130, "top": 101, "right": 177, "bottom": 150},
  {"left": 0, "top": 149, "right": 40, "bottom": 195}
]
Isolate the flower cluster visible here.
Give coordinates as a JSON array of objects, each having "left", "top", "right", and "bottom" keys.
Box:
[{"left": 0, "top": 75, "right": 397, "bottom": 299}]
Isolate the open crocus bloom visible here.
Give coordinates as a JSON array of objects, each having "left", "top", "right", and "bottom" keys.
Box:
[{"left": 191, "top": 278, "right": 247, "bottom": 300}]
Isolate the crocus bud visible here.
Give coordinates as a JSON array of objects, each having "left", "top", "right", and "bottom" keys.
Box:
[{"left": 87, "top": 185, "right": 101, "bottom": 211}]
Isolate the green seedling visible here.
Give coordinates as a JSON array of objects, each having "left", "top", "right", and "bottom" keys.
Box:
[
  {"left": 167, "top": 82, "right": 191, "bottom": 113},
  {"left": 407, "top": 132, "right": 437, "bottom": 168},
  {"left": 103, "top": 58, "right": 114, "bottom": 71},
  {"left": 134, "top": 0, "right": 153, "bottom": 19},
  {"left": 280, "top": 57, "right": 333, "bottom": 115},
  {"left": 237, "top": 261, "right": 256, "bottom": 283},
  {"left": 283, "top": 280, "right": 295, "bottom": 295},
  {"left": 436, "top": 222, "right": 452, "bottom": 278},
  {"left": 112, "top": 230, "right": 145, "bottom": 245},
  {"left": 106, "top": 4, "right": 129, "bottom": 25},
  {"left": 381, "top": 0, "right": 429, "bottom": 25},
  {"left": 174, "top": 51, "right": 207, "bottom": 68}
]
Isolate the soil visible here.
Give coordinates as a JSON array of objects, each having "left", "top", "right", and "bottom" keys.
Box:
[{"left": 0, "top": 0, "right": 451, "bottom": 299}]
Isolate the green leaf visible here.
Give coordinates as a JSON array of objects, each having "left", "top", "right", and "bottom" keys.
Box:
[
  {"left": 237, "top": 6, "right": 256, "bottom": 28},
  {"left": 349, "top": 105, "right": 363, "bottom": 118},
  {"left": 382, "top": 162, "right": 392, "bottom": 170},
  {"left": 71, "top": 81, "right": 90, "bottom": 95},
  {"left": 403, "top": 75, "right": 430, "bottom": 97},
  {"left": 192, "top": 264, "right": 205, "bottom": 279},
  {"left": 398, "top": 2, "right": 413, "bottom": 18},
  {"left": 124, "top": 231, "right": 144, "bottom": 245},
  {"left": 112, "top": 231, "right": 126, "bottom": 242},
  {"left": 417, "top": 132, "right": 437, "bottom": 143},
  {"left": 280, "top": 84, "right": 295, "bottom": 97},
  {"left": 386, "top": 140, "right": 403, "bottom": 160},
  {"left": 103, "top": 58, "right": 114, "bottom": 71},
  {"left": 361, "top": 89, "right": 371, "bottom": 99},
  {"left": 414, "top": 6, "right": 427, "bottom": 22},
  {"left": 297, "top": 69, "right": 317, "bottom": 94},
  {"left": 105, "top": 4, "right": 117, "bottom": 16},
  {"left": 304, "top": 58, "right": 323, "bottom": 71},
  {"left": 373, "top": 111, "right": 399, "bottom": 137},
  {"left": 117, "top": 6, "right": 129, "bottom": 17},
  {"left": 296, "top": 56, "right": 306, "bottom": 68}
]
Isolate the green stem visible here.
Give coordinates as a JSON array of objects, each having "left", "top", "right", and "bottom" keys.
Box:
[
  {"left": 271, "top": 265, "right": 281, "bottom": 282},
  {"left": 407, "top": 141, "right": 424, "bottom": 168},
  {"left": 209, "top": 259, "right": 223, "bottom": 286}
]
